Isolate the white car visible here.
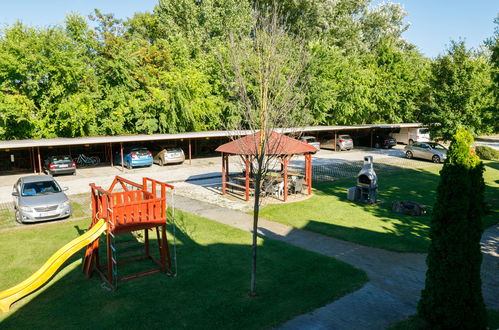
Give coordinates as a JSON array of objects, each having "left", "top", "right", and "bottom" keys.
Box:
[{"left": 390, "top": 127, "right": 430, "bottom": 145}]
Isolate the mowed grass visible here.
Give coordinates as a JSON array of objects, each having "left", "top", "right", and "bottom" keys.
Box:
[
  {"left": 259, "top": 161, "right": 499, "bottom": 253},
  {"left": 0, "top": 211, "right": 367, "bottom": 329}
]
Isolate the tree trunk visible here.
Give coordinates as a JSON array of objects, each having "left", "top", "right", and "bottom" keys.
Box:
[{"left": 250, "top": 155, "right": 264, "bottom": 296}]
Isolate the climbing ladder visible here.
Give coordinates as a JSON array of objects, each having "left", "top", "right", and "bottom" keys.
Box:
[{"left": 83, "top": 176, "right": 174, "bottom": 289}]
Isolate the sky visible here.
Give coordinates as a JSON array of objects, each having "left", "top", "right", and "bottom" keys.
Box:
[{"left": 0, "top": 0, "right": 497, "bottom": 58}]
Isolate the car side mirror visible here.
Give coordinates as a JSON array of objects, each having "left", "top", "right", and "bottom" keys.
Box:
[
  {"left": 12, "top": 191, "right": 19, "bottom": 197},
  {"left": 62, "top": 187, "right": 69, "bottom": 191}
]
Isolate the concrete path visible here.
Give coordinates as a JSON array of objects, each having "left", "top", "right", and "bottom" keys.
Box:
[{"left": 172, "top": 195, "right": 499, "bottom": 330}]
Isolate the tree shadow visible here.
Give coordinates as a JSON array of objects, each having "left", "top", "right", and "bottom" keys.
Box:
[{"left": 0, "top": 213, "right": 367, "bottom": 329}]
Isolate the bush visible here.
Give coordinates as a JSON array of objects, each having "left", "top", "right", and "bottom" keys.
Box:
[
  {"left": 475, "top": 145, "right": 499, "bottom": 160},
  {"left": 418, "top": 129, "right": 487, "bottom": 329}
]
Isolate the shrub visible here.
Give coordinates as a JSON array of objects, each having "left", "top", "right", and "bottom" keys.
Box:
[
  {"left": 418, "top": 129, "right": 487, "bottom": 329},
  {"left": 475, "top": 145, "right": 499, "bottom": 160}
]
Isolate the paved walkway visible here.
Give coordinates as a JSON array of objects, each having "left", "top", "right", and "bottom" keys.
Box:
[{"left": 172, "top": 195, "right": 499, "bottom": 330}]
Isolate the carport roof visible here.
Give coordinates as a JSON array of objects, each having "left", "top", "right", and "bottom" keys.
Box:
[
  {"left": 215, "top": 131, "right": 318, "bottom": 155},
  {"left": 0, "top": 123, "right": 422, "bottom": 150}
]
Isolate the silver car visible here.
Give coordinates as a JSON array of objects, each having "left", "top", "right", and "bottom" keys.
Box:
[
  {"left": 300, "top": 136, "right": 320, "bottom": 151},
  {"left": 12, "top": 175, "right": 72, "bottom": 224},
  {"left": 321, "top": 134, "right": 354, "bottom": 151},
  {"left": 405, "top": 142, "right": 447, "bottom": 163}
]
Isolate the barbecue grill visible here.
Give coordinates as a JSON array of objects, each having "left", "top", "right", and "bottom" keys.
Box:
[{"left": 347, "top": 156, "right": 378, "bottom": 204}]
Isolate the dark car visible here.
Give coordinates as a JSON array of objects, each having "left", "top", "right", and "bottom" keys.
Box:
[
  {"left": 114, "top": 147, "right": 153, "bottom": 169},
  {"left": 373, "top": 135, "right": 397, "bottom": 149},
  {"left": 44, "top": 155, "right": 76, "bottom": 176}
]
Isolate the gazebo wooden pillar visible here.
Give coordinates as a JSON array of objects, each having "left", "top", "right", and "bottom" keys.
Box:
[
  {"left": 221, "top": 152, "right": 227, "bottom": 195},
  {"left": 305, "top": 153, "right": 312, "bottom": 195},
  {"left": 245, "top": 156, "right": 250, "bottom": 201}
]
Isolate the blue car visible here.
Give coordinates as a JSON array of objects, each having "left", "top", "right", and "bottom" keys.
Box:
[{"left": 115, "top": 147, "right": 153, "bottom": 169}]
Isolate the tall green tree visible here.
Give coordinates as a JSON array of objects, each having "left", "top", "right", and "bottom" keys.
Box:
[
  {"left": 418, "top": 129, "right": 487, "bottom": 329},
  {"left": 421, "top": 41, "right": 494, "bottom": 140}
]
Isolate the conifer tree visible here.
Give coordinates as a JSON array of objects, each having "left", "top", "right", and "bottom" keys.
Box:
[{"left": 418, "top": 129, "right": 487, "bottom": 329}]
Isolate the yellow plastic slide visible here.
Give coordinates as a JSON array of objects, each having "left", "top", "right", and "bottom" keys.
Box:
[{"left": 0, "top": 219, "right": 106, "bottom": 313}]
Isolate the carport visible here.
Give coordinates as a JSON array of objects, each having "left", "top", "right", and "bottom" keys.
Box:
[{"left": 0, "top": 123, "right": 423, "bottom": 175}]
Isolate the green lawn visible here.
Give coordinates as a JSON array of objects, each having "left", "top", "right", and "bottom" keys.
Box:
[
  {"left": 0, "top": 211, "right": 367, "bottom": 329},
  {"left": 259, "top": 161, "right": 499, "bottom": 253}
]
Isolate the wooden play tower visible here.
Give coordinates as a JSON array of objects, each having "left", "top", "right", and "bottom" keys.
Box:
[{"left": 83, "top": 176, "right": 175, "bottom": 289}]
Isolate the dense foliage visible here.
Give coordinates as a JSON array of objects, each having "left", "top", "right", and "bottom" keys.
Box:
[
  {"left": 418, "top": 129, "right": 487, "bottom": 329},
  {"left": 475, "top": 145, "right": 499, "bottom": 160},
  {"left": 0, "top": 1, "right": 497, "bottom": 139}
]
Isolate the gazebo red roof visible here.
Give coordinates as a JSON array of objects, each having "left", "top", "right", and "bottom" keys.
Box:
[{"left": 215, "top": 131, "right": 317, "bottom": 155}]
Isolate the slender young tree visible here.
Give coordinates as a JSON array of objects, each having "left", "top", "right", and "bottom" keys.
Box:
[
  {"left": 418, "top": 129, "right": 487, "bottom": 329},
  {"left": 224, "top": 7, "right": 310, "bottom": 296}
]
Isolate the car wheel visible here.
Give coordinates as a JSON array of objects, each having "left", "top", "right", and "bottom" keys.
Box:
[
  {"left": 409, "top": 139, "right": 414, "bottom": 145},
  {"left": 126, "top": 161, "right": 132, "bottom": 170},
  {"left": 406, "top": 151, "right": 413, "bottom": 159},
  {"left": 159, "top": 159, "right": 164, "bottom": 166},
  {"left": 432, "top": 155, "right": 441, "bottom": 163},
  {"left": 15, "top": 210, "right": 23, "bottom": 224},
  {"left": 336, "top": 145, "right": 341, "bottom": 151},
  {"left": 374, "top": 142, "right": 381, "bottom": 149}
]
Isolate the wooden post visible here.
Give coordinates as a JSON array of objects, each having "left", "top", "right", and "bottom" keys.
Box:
[
  {"left": 334, "top": 132, "right": 337, "bottom": 152},
  {"left": 307, "top": 154, "right": 312, "bottom": 195},
  {"left": 221, "top": 153, "right": 226, "bottom": 195},
  {"left": 120, "top": 142, "right": 124, "bottom": 172},
  {"left": 245, "top": 156, "right": 250, "bottom": 201},
  {"left": 37, "top": 147, "right": 42, "bottom": 175},
  {"left": 284, "top": 157, "right": 290, "bottom": 201},
  {"left": 188, "top": 139, "right": 192, "bottom": 165}
]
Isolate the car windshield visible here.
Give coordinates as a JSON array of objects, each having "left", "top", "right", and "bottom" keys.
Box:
[
  {"left": 130, "top": 148, "right": 150, "bottom": 155},
  {"left": 419, "top": 128, "right": 430, "bottom": 134},
  {"left": 51, "top": 156, "right": 72, "bottom": 163},
  {"left": 22, "top": 181, "right": 62, "bottom": 196},
  {"left": 339, "top": 135, "right": 351, "bottom": 139},
  {"left": 303, "top": 137, "right": 316, "bottom": 142},
  {"left": 428, "top": 143, "right": 446, "bottom": 150}
]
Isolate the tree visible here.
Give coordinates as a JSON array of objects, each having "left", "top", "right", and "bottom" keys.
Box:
[
  {"left": 421, "top": 41, "right": 494, "bottom": 140},
  {"left": 225, "top": 8, "right": 309, "bottom": 296},
  {"left": 418, "top": 129, "right": 487, "bottom": 329}
]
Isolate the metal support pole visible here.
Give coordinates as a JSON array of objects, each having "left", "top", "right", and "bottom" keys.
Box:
[
  {"left": 188, "top": 139, "right": 192, "bottom": 165},
  {"left": 37, "top": 147, "right": 42, "bottom": 175},
  {"left": 120, "top": 142, "right": 124, "bottom": 172},
  {"left": 110, "top": 143, "right": 113, "bottom": 167}
]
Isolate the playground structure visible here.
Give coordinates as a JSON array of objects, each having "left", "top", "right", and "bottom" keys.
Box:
[
  {"left": 83, "top": 176, "right": 175, "bottom": 289},
  {"left": 0, "top": 176, "right": 174, "bottom": 312}
]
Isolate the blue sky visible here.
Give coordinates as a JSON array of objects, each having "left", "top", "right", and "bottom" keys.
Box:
[{"left": 1, "top": 0, "right": 497, "bottom": 58}]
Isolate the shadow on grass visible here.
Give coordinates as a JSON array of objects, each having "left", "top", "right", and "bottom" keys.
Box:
[
  {"left": 1, "top": 212, "right": 367, "bottom": 330},
  {"left": 293, "top": 161, "right": 498, "bottom": 252}
]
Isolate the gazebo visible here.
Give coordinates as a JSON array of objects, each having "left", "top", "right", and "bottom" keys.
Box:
[{"left": 215, "top": 131, "right": 317, "bottom": 202}]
